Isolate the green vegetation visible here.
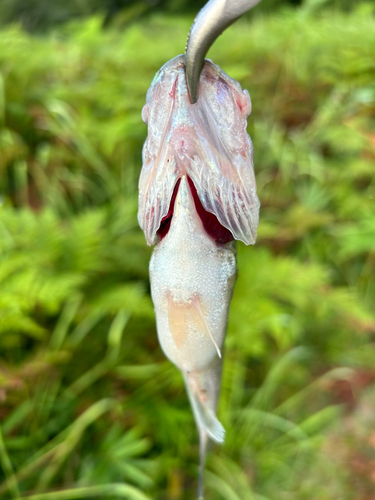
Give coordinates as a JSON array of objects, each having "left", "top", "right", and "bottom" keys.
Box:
[
  {"left": 1, "top": 2, "right": 375, "bottom": 499},
  {"left": 0, "top": 0, "right": 364, "bottom": 32}
]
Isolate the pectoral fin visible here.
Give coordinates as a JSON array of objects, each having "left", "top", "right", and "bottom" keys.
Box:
[
  {"left": 167, "top": 295, "right": 221, "bottom": 358},
  {"left": 167, "top": 298, "right": 189, "bottom": 348},
  {"left": 191, "top": 296, "right": 221, "bottom": 358}
]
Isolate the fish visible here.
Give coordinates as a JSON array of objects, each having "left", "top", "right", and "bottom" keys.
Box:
[{"left": 138, "top": 54, "right": 260, "bottom": 498}]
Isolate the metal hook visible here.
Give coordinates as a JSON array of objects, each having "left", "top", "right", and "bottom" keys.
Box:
[{"left": 185, "top": 0, "right": 262, "bottom": 104}]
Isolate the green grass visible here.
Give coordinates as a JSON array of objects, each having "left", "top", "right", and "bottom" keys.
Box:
[{"left": 0, "top": 2, "right": 375, "bottom": 499}]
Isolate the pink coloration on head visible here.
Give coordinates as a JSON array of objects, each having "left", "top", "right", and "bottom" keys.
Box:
[{"left": 138, "top": 55, "right": 260, "bottom": 246}]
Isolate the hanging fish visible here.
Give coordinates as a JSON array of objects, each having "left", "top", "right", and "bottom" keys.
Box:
[
  {"left": 138, "top": 1, "right": 261, "bottom": 497},
  {"left": 138, "top": 54, "right": 259, "bottom": 495}
]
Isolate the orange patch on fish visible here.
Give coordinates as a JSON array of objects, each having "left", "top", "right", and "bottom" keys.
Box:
[{"left": 167, "top": 294, "right": 221, "bottom": 357}]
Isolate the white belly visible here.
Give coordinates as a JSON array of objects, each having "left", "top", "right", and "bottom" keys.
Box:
[{"left": 149, "top": 176, "right": 236, "bottom": 373}]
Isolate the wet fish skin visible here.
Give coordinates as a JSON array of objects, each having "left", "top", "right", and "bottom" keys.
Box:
[
  {"left": 138, "top": 55, "right": 260, "bottom": 247},
  {"left": 150, "top": 176, "right": 236, "bottom": 378},
  {"left": 150, "top": 174, "right": 235, "bottom": 498},
  {"left": 138, "top": 55, "right": 259, "bottom": 498}
]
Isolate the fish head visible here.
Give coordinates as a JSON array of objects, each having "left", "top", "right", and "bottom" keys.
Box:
[{"left": 138, "top": 55, "right": 259, "bottom": 246}]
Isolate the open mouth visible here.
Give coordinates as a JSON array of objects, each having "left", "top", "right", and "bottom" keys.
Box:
[{"left": 157, "top": 176, "right": 234, "bottom": 244}]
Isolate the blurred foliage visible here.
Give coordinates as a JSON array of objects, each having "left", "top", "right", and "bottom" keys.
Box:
[
  {"left": 1, "top": 2, "right": 375, "bottom": 499},
  {"left": 0, "top": 0, "right": 368, "bottom": 32}
]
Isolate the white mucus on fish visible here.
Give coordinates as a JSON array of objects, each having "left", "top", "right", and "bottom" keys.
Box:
[{"left": 138, "top": 54, "right": 260, "bottom": 497}]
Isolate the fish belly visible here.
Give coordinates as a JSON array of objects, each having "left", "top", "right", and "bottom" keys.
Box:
[{"left": 149, "top": 176, "right": 236, "bottom": 373}]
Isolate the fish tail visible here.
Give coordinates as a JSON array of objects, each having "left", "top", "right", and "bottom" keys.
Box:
[
  {"left": 183, "top": 363, "right": 224, "bottom": 499},
  {"left": 183, "top": 360, "right": 225, "bottom": 444}
]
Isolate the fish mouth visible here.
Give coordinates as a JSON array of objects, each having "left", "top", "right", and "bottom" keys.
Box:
[
  {"left": 138, "top": 56, "right": 259, "bottom": 247},
  {"left": 157, "top": 176, "right": 234, "bottom": 244}
]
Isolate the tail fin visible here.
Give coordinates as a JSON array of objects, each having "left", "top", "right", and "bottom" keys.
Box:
[
  {"left": 187, "top": 384, "right": 225, "bottom": 443},
  {"left": 183, "top": 361, "right": 224, "bottom": 499}
]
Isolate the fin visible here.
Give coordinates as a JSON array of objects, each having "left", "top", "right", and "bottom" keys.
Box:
[
  {"left": 191, "top": 296, "right": 221, "bottom": 358},
  {"left": 183, "top": 371, "right": 225, "bottom": 444},
  {"left": 167, "top": 296, "right": 189, "bottom": 349},
  {"left": 183, "top": 358, "right": 224, "bottom": 498},
  {"left": 167, "top": 294, "right": 221, "bottom": 358},
  {"left": 191, "top": 388, "right": 225, "bottom": 443}
]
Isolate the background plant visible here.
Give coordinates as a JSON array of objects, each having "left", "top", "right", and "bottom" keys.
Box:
[{"left": 0, "top": 1, "right": 375, "bottom": 499}]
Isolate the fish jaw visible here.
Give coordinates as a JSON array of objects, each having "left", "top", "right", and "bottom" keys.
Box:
[{"left": 149, "top": 175, "right": 237, "bottom": 374}]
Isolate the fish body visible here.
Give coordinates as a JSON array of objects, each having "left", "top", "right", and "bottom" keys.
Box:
[
  {"left": 150, "top": 175, "right": 236, "bottom": 376},
  {"left": 150, "top": 174, "right": 236, "bottom": 444},
  {"left": 138, "top": 55, "right": 259, "bottom": 497}
]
